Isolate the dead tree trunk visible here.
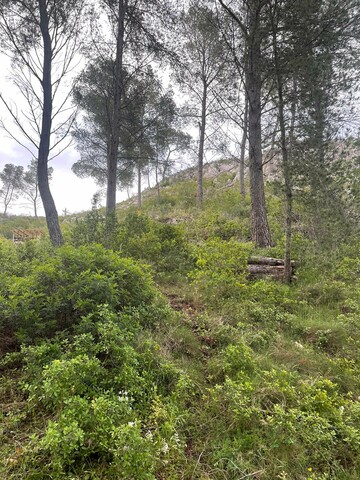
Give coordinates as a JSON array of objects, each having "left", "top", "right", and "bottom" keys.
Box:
[{"left": 248, "top": 256, "right": 296, "bottom": 281}]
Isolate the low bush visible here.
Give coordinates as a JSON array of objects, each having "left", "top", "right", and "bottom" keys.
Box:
[
  {"left": 193, "top": 368, "right": 360, "bottom": 479},
  {"left": 0, "top": 243, "right": 158, "bottom": 341},
  {"left": 8, "top": 306, "right": 190, "bottom": 478},
  {"left": 189, "top": 238, "right": 253, "bottom": 306},
  {"left": 116, "top": 212, "right": 192, "bottom": 279},
  {"left": 70, "top": 211, "right": 192, "bottom": 280}
]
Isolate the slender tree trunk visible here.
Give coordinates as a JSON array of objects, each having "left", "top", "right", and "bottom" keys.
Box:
[
  {"left": 197, "top": 80, "right": 207, "bottom": 208},
  {"left": 106, "top": 0, "right": 127, "bottom": 216},
  {"left": 162, "top": 166, "right": 167, "bottom": 182},
  {"left": 162, "top": 150, "right": 171, "bottom": 182},
  {"left": 3, "top": 185, "right": 11, "bottom": 215},
  {"left": 137, "top": 164, "right": 142, "bottom": 208},
  {"left": 270, "top": 3, "right": 293, "bottom": 283},
  {"left": 274, "top": 65, "right": 292, "bottom": 283},
  {"left": 33, "top": 185, "right": 39, "bottom": 218},
  {"left": 38, "top": 0, "right": 63, "bottom": 246},
  {"left": 155, "top": 164, "right": 160, "bottom": 201},
  {"left": 239, "top": 96, "right": 248, "bottom": 196},
  {"left": 246, "top": 4, "right": 271, "bottom": 247}
]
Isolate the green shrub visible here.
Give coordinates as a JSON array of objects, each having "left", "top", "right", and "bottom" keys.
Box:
[
  {"left": 189, "top": 238, "right": 253, "bottom": 305},
  {"left": 14, "top": 306, "right": 189, "bottom": 478},
  {"left": 222, "top": 342, "right": 257, "bottom": 377},
  {"left": 116, "top": 212, "right": 192, "bottom": 278},
  {"left": 0, "top": 244, "right": 158, "bottom": 341},
  {"left": 195, "top": 369, "right": 360, "bottom": 479},
  {"left": 69, "top": 194, "right": 109, "bottom": 246},
  {"left": 189, "top": 212, "right": 249, "bottom": 241},
  {"left": 0, "top": 237, "right": 23, "bottom": 276},
  {"left": 336, "top": 256, "right": 360, "bottom": 282}
]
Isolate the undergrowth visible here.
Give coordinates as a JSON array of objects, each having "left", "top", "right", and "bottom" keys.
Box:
[{"left": 1, "top": 175, "right": 359, "bottom": 479}]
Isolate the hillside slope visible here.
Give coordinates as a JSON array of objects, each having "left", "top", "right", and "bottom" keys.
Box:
[{"left": 1, "top": 160, "right": 360, "bottom": 479}]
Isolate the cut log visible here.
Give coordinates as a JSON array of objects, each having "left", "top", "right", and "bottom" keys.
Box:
[
  {"left": 248, "top": 256, "right": 295, "bottom": 266},
  {"left": 247, "top": 257, "right": 296, "bottom": 281}
]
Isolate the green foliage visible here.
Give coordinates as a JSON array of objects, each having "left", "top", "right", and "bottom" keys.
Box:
[
  {"left": 116, "top": 212, "right": 192, "bottom": 279},
  {"left": 0, "top": 214, "right": 46, "bottom": 239},
  {"left": 189, "top": 211, "right": 249, "bottom": 241},
  {"left": 70, "top": 210, "right": 192, "bottom": 280},
  {"left": 68, "top": 194, "right": 111, "bottom": 246},
  {"left": 0, "top": 243, "right": 158, "bottom": 340},
  {"left": 221, "top": 341, "right": 257, "bottom": 377},
  {"left": 0, "top": 237, "right": 22, "bottom": 275},
  {"left": 5, "top": 306, "right": 189, "bottom": 478},
  {"left": 195, "top": 369, "right": 360, "bottom": 479},
  {"left": 189, "top": 238, "right": 253, "bottom": 305},
  {"left": 1, "top": 159, "right": 360, "bottom": 479}
]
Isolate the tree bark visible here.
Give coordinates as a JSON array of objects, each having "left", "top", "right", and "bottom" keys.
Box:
[
  {"left": 239, "top": 96, "right": 248, "bottom": 196},
  {"left": 106, "top": 0, "right": 127, "bottom": 216},
  {"left": 197, "top": 79, "right": 207, "bottom": 208},
  {"left": 147, "top": 164, "right": 151, "bottom": 189},
  {"left": 247, "top": 263, "right": 295, "bottom": 280},
  {"left": 246, "top": 4, "right": 271, "bottom": 247},
  {"left": 218, "top": 0, "right": 271, "bottom": 246},
  {"left": 137, "top": 164, "right": 142, "bottom": 208},
  {"left": 155, "top": 164, "right": 160, "bottom": 201},
  {"left": 38, "top": 0, "right": 63, "bottom": 246},
  {"left": 249, "top": 256, "right": 295, "bottom": 266},
  {"left": 270, "top": 2, "right": 293, "bottom": 283}
]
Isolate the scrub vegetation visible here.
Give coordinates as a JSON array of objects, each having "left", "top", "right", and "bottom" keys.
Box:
[{"left": 1, "top": 170, "right": 360, "bottom": 480}]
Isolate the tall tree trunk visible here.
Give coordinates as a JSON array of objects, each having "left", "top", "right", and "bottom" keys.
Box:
[
  {"left": 33, "top": 184, "right": 39, "bottom": 218},
  {"left": 271, "top": 15, "right": 293, "bottom": 282},
  {"left": 38, "top": 0, "right": 63, "bottom": 246},
  {"left": 3, "top": 185, "right": 11, "bottom": 215},
  {"left": 137, "top": 164, "right": 142, "bottom": 208},
  {"left": 155, "top": 164, "right": 160, "bottom": 201},
  {"left": 239, "top": 96, "right": 248, "bottom": 197},
  {"left": 147, "top": 168, "right": 151, "bottom": 189},
  {"left": 106, "top": 0, "right": 127, "bottom": 216},
  {"left": 197, "top": 80, "right": 207, "bottom": 208},
  {"left": 246, "top": 4, "right": 271, "bottom": 247},
  {"left": 162, "top": 165, "right": 167, "bottom": 182},
  {"left": 3, "top": 197, "right": 8, "bottom": 216}
]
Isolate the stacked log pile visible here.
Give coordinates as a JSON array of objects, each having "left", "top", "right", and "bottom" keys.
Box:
[{"left": 247, "top": 256, "right": 296, "bottom": 281}]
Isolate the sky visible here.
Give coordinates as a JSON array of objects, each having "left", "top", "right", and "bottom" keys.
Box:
[
  {"left": 0, "top": 53, "right": 121, "bottom": 217},
  {"left": 0, "top": 136, "right": 102, "bottom": 216}
]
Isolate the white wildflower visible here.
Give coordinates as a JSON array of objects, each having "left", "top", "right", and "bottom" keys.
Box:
[
  {"left": 172, "top": 432, "right": 181, "bottom": 446},
  {"left": 118, "top": 390, "right": 129, "bottom": 402},
  {"left": 161, "top": 442, "right": 169, "bottom": 454}
]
